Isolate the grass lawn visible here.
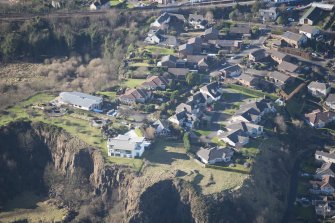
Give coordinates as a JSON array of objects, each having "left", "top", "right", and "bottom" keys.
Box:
[
  {"left": 144, "top": 46, "right": 176, "bottom": 55},
  {"left": 121, "top": 78, "right": 146, "bottom": 88},
  {"left": 240, "top": 139, "right": 261, "bottom": 158},
  {"left": 141, "top": 139, "right": 247, "bottom": 195},
  {"left": 0, "top": 192, "right": 68, "bottom": 223},
  {"left": 211, "top": 136, "right": 227, "bottom": 147},
  {"left": 228, "top": 84, "right": 278, "bottom": 100},
  {"left": 0, "top": 92, "right": 144, "bottom": 171},
  {"left": 110, "top": 0, "right": 123, "bottom": 6},
  {"left": 293, "top": 205, "right": 316, "bottom": 222},
  {"left": 96, "top": 91, "right": 117, "bottom": 100},
  {"left": 129, "top": 62, "right": 153, "bottom": 67},
  {"left": 195, "top": 129, "right": 212, "bottom": 137}
]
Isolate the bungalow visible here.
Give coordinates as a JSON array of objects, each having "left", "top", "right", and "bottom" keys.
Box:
[
  {"left": 249, "top": 49, "right": 268, "bottom": 62},
  {"left": 277, "top": 61, "right": 300, "bottom": 74},
  {"left": 58, "top": 92, "right": 103, "bottom": 111},
  {"left": 188, "top": 14, "right": 207, "bottom": 29},
  {"left": 208, "top": 40, "right": 242, "bottom": 52},
  {"left": 220, "top": 64, "right": 242, "bottom": 78},
  {"left": 299, "top": 25, "right": 320, "bottom": 39},
  {"left": 267, "top": 71, "right": 292, "bottom": 87},
  {"left": 150, "top": 12, "right": 171, "bottom": 29},
  {"left": 270, "top": 50, "right": 290, "bottom": 64},
  {"left": 219, "top": 129, "right": 250, "bottom": 148},
  {"left": 226, "top": 121, "right": 263, "bottom": 138},
  {"left": 157, "top": 55, "right": 177, "bottom": 68},
  {"left": 199, "top": 82, "right": 222, "bottom": 102},
  {"left": 307, "top": 81, "right": 330, "bottom": 98},
  {"left": 186, "top": 55, "right": 208, "bottom": 72},
  {"left": 179, "top": 44, "right": 194, "bottom": 57},
  {"left": 232, "top": 99, "right": 275, "bottom": 124},
  {"left": 326, "top": 94, "right": 335, "bottom": 110},
  {"left": 259, "top": 7, "right": 278, "bottom": 22},
  {"left": 119, "top": 88, "right": 151, "bottom": 104},
  {"left": 107, "top": 130, "right": 151, "bottom": 158},
  {"left": 315, "top": 162, "right": 335, "bottom": 180},
  {"left": 188, "top": 36, "right": 202, "bottom": 53},
  {"left": 316, "top": 150, "right": 335, "bottom": 163},
  {"left": 236, "top": 73, "right": 260, "bottom": 87},
  {"left": 168, "top": 110, "right": 197, "bottom": 129},
  {"left": 281, "top": 31, "right": 307, "bottom": 48},
  {"left": 310, "top": 176, "right": 335, "bottom": 195},
  {"left": 141, "top": 75, "right": 169, "bottom": 90},
  {"left": 151, "top": 119, "right": 170, "bottom": 136},
  {"left": 229, "top": 25, "right": 251, "bottom": 39},
  {"left": 299, "top": 7, "right": 322, "bottom": 26},
  {"left": 168, "top": 68, "right": 190, "bottom": 80},
  {"left": 159, "top": 35, "right": 179, "bottom": 48},
  {"left": 145, "top": 29, "right": 165, "bottom": 44},
  {"left": 305, "top": 110, "right": 335, "bottom": 128},
  {"left": 202, "top": 27, "right": 219, "bottom": 41},
  {"left": 197, "top": 147, "right": 234, "bottom": 164}
]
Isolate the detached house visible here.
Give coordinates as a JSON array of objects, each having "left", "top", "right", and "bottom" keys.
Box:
[
  {"left": 179, "top": 44, "right": 194, "bottom": 57},
  {"left": 315, "top": 163, "right": 335, "bottom": 180},
  {"left": 202, "top": 27, "right": 219, "bottom": 41},
  {"left": 220, "top": 64, "right": 242, "bottom": 78},
  {"left": 226, "top": 121, "right": 263, "bottom": 138},
  {"left": 168, "top": 110, "right": 197, "bottom": 129},
  {"left": 186, "top": 55, "right": 208, "bottom": 72},
  {"left": 259, "top": 7, "right": 278, "bottom": 22},
  {"left": 249, "top": 49, "right": 268, "bottom": 62},
  {"left": 299, "top": 7, "right": 322, "bottom": 25},
  {"left": 267, "top": 71, "right": 293, "bottom": 87},
  {"left": 229, "top": 25, "right": 251, "bottom": 39},
  {"left": 270, "top": 50, "right": 290, "bottom": 64},
  {"left": 310, "top": 176, "right": 335, "bottom": 195},
  {"left": 188, "top": 14, "right": 207, "bottom": 29},
  {"left": 237, "top": 74, "right": 260, "bottom": 87},
  {"left": 119, "top": 88, "right": 151, "bottom": 104},
  {"left": 326, "top": 94, "right": 335, "bottom": 110},
  {"left": 308, "top": 82, "right": 331, "bottom": 98},
  {"left": 277, "top": 61, "right": 300, "bottom": 74},
  {"left": 157, "top": 55, "right": 177, "bottom": 68},
  {"left": 316, "top": 150, "right": 335, "bottom": 164},
  {"left": 199, "top": 82, "right": 222, "bottom": 102},
  {"left": 219, "top": 129, "right": 250, "bottom": 148},
  {"left": 197, "top": 147, "right": 234, "bottom": 164},
  {"left": 281, "top": 31, "right": 307, "bottom": 48},
  {"left": 107, "top": 130, "right": 151, "bottom": 158},
  {"left": 305, "top": 110, "right": 335, "bottom": 128},
  {"left": 151, "top": 119, "right": 170, "bottom": 136},
  {"left": 141, "top": 76, "right": 169, "bottom": 90},
  {"left": 150, "top": 12, "right": 171, "bottom": 29},
  {"left": 299, "top": 25, "right": 320, "bottom": 39}
]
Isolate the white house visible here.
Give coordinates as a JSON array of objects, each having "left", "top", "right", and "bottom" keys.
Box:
[
  {"left": 226, "top": 121, "right": 263, "bottom": 138},
  {"left": 220, "top": 64, "right": 241, "bottom": 78},
  {"left": 315, "top": 151, "right": 335, "bottom": 163},
  {"left": 219, "top": 129, "right": 249, "bottom": 148},
  {"left": 107, "top": 130, "right": 151, "bottom": 158},
  {"left": 307, "top": 81, "right": 330, "bottom": 98},
  {"left": 58, "top": 92, "right": 103, "bottom": 111},
  {"left": 199, "top": 82, "right": 222, "bottom": 102}
]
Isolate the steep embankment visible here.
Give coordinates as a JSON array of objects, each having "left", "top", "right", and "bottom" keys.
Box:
[{"left": 0, "top": 121, "right": 295, "bottom": 223}]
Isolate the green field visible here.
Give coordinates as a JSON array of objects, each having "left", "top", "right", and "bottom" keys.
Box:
[
  {"left": 0, "top": 192, "right": 68, "bottom": 223},
  {"left": 141, "top": 139, "right": 248, "bottom": 194},
  {"left": 0, "top": 93, "right": 144, "bottom": 171}
]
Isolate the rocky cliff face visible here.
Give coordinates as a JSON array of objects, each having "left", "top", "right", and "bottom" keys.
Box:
[{"left": 0, "top": 121, "right": 293, "bottom": 223}]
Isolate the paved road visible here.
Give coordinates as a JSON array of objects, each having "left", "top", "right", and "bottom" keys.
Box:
[{"left": 0, "top": 0, "right": 255, "bottom": 21}]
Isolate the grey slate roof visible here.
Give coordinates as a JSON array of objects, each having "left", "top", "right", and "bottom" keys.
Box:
[
  {"left": 222, "top": 129, "right": 249, "bottom": 144},
  {"left": 316, "top": 151, "right": 335, "bottom": 160},
  {"left": 326, "top": 94, "right": 335, "bottom": 104},
  {"left": 308, "top": 81, "right": 329, "bottom": 91},
  {"left": 226, "top": 121, "right": 261, "bottom": 133},
  {"left": 300, "top": 25, "right": 319, "bottom": 34},
  {"left": 282, "top": 31, "right": 304, "bottom": 42},
  {"left": 197, "top": 147, "right": 234, "bottom": 163},
  {"left": 60, "top": 92, "right": 102, "bottom": 108},
  {"left": 277, "top": 61, "right": 299, "bottom": 73},
  {"left": 268, "top": 71, "right": 291, "bottom": 83}
]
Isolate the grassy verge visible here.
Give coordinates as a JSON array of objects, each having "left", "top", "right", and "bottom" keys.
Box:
[
  {"left": 143, "top": 46, "right": 176, "bottom": 55},
  {"left": 227, "top": 84, "right": 278, "bottom": 100}
]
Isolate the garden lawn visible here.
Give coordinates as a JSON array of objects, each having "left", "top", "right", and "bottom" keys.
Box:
[
  {"left": 96, "top": 91, "right": 117, "bottom": 100},
  {"left": 144, "top": 46, "right": 176, "bottom": 55},
  {"left": 142, "top": 139, "right": 247, "bottom": 195},
  {"left": 121, "top": 78, "right": 146, "bottom": 88}
]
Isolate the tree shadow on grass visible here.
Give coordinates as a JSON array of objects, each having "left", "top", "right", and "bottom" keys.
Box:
[{"left": 191, "top": 172, "right": 204, "bottom": 193}]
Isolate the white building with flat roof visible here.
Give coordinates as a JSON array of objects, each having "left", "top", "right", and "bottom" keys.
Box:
[{"left": 58, "top": 92, "right": 103, "bottom": 111}]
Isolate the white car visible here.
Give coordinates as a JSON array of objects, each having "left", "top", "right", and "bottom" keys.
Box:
[{"left": 288, "top": 18, "right": 295, "bottom": 22}]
